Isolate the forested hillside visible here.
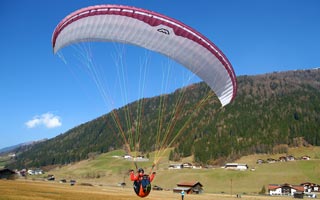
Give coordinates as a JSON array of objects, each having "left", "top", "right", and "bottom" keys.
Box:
[{"left": 8, "top": 69, "right": 320, "bottom": 168}]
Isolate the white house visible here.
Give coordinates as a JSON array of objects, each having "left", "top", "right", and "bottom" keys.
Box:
[
  {"left": 27, "top": 169, "right": 35, "bottom": 175},
  {"left": 123, "top": 155, "right": 132, "bottom": 159},
  {"left": 169, "top": 164, "right": 183, "bottom": 169},
  {"left": 301, "top": 155, "right": 311, "bottom": 160},
  {"left": 224, "top": 163, "right": 248, "bottom": 171},
  {"left": 268, "top": 184, "right": 304, "bottom": 196},
  {"left": 27, "top": 169, "right": 43, "bottom": 175},
  {"left": 286, "top": 155, "right": 295, "bottom": 161},
  {"left": 133, "top": 156, "right": 149, "bottom": 162},
  {"left": 182, "top": 163, "right": 193, "bottom": 168},
  {"left": 301, "top": 182, "right": 320, "bottom": 192},
  {"left": 268, "top": 184, "right": 282, "bottom": 195}
]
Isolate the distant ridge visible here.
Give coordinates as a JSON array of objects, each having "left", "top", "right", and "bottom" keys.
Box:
[{"left": 0, "top": 139, "right": 47, "bottom": 154}]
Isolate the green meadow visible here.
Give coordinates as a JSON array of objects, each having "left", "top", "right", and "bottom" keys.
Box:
[{"left": 42, "top": 146, "right": 320, "bottom": 195}]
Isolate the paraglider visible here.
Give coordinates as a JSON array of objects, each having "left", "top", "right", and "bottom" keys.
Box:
[
  {"left": 52, "top": 4, "right": 237, "bottom": 198},
  {"left": 52, "top": 4, "right": 237, "bottom": 107},
  {"left": 130, "top": 168, "right": 156, "bottom": 197}
]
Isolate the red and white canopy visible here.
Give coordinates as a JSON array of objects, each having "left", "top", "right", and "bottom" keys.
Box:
[{"left": 52, "top": 5, "right": 237, "bottom": 106}]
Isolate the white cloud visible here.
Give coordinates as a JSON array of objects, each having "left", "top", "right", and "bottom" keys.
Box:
[{"left": 25, "top": 113, "right": 62, "bottom": 129}]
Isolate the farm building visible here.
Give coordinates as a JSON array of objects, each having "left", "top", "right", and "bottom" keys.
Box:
[
  {"left": 256, "top": 159, "right": 264, "bottom": 164},
  {"left": 173, "top": 181, "right": 203, "bottom": 194},
  {"left": 182, "top": 162, "right": 193, "bottom": 168},
  {"left": 286, "top": 155, "right": 295, "bottom": 161},
  {"left": 27, "top": 169, "right": 44, "bottom": 175},
  {"left": 300, "top": 182, "right": 320, "bottom": 192},
  {"left": 279, "top": 155, "right": 297, "bottom": 162},
  {"left": 279, "top": 156, "right": 287, "bottom": 162},
  {"left": 169, "top": 163, "right": 183, "bottom": 169},
  {"left": 301, "top": 155, "right": 310, "bottom": 160},
  {"left": 266, "top": 158, "right": 276, "bottom": 163},
  {"left": 169, "top": 162, "right": 194, "bottom": 169},
  {"left": 268, "top": 183, "right": 304, "bottom": 196},
  {"left": 224, "top": 163, "right": 248, "bottom": 171},
  {"left": 123, "top": 155, "right": 132, "bottom": 159},
  {"left": 0, "top": 168, "right": 16, "bottom": 179}
]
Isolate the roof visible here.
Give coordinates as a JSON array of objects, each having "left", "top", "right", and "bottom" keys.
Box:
[
  {"left": 293, "top": 186, "right": 305, "bottom": 192},
  {"left": 225, "top": 163, "right": 248, "bottom": 166},
  {"left": 301, "top": 182, "right": 320, "bottom": 186},
  {"left": 268, "top": 184, "right": 304, "bottom": 192},
  {"left": 0, "top": 168, "right": 15, "bottom": 174},
  {"left": 268, "top": 184, "right": 281, "bottom": 190},
  {"left": 177, "top": 181, "right": 203, "bottom": 187}
]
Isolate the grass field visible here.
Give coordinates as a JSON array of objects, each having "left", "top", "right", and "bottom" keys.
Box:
[
  {"left": 0, "top": 179, "right": 296, "bottom": 200},
  {"left": 2, "top": 147, "right": 319, "bottom": 199},
  {"left": 46, "top": 147, "right": 320, "bottom": 194}
]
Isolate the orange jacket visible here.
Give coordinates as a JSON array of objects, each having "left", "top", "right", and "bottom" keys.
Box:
[{"left": 130, "top": 171, "right": 155, "bottom": 182}]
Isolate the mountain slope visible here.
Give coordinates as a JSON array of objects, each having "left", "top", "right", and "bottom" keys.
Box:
[{"left": 8, "top": 69, "right": 320, "bottom": 168}]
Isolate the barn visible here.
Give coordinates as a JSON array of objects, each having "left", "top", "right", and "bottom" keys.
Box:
[
  {"left": 173, "top": 181, "right": 203, "bottom": 194},
  {"left": 0, "top": 168, "right": 16, "bottom": 180}
]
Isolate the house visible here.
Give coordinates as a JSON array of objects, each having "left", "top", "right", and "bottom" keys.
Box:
[
  {"left": 286, "top": 155, "right": 295, "bottom": 161},
  {"left": 169, "top": 163, "right": 183, "bottom": 169},
  {"left": 8, "top": 153, "right": 16, "bottom": 158},
  {"left": 224, "top": 163, "right": 248, "bottom": 171},
  {"left": 301, "top": 155, "right": 311, "bottom": 160},
  {"left": 27, "top": 169, "right": 35, "bottom": 175},
  {"left": 169, "top": 163, "right": 194, "bottom": 169},
  {"left": 123, "top": 155, "right": 132, "bottom": 159},
  {"left": 136, "top": 155, "right": 144, "bottom": 159},
  {"left": 300, "top": 182, "right": 320, "bottom": 192},
  {"left": 182, "top": 162, "right": 193, "bottom": 168},
  {"left": 268, "top": 183, "right": 304, "bottom": 196},
  {"left": 0, "top": 168, "right": 16, "bottom": 179},
  {"left": 27, "top": 169, "right": 43, "bottom": 175},
  {"left": 173, "top": 181, "right": 203, "bottom": 194},
  {"left": 134, "top": 156, "right": 149, "bottom": 162},
  {"left": 279, "top": 156, "right": 287, "bottom": 162},
  {"left": 266, "top": 158, "right": 276, "bottom": 163},
  {"left": 47, "top": 174, "right": 55, "bottom": 181},
  {"left": 192, "top": 164, "right": 202, "bottom": 169},
  {"left": 34, "top": 169, "right": 43, "bottom": 175},
  {"left": 256, "top": 159, "right": 264, "bottom": 164}
]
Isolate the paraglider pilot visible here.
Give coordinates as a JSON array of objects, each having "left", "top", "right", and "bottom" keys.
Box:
[{"left": 130, "top": 168, "right": 156, "bottom": 197}]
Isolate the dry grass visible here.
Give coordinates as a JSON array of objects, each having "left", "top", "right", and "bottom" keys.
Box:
[{"left": 0, "top": 179, "right": 296, "bottom": 200}]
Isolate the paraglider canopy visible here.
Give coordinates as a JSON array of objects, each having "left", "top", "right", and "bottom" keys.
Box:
[{"left": 52, "top": 4, "right": 237, "bottom": 107}]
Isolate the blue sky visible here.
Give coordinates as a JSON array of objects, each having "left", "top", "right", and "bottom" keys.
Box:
[{"left": 0, "top": 0, "right": 319, "bottom": 149}]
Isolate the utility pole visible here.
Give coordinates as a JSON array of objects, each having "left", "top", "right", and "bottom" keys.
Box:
[{"left": 230, "top": 178, "right": 233, "bottom": 196}]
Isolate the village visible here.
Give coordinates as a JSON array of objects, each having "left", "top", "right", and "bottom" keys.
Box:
[{"left": 256, "top": 155, "right": 311, "bottom": 164}]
